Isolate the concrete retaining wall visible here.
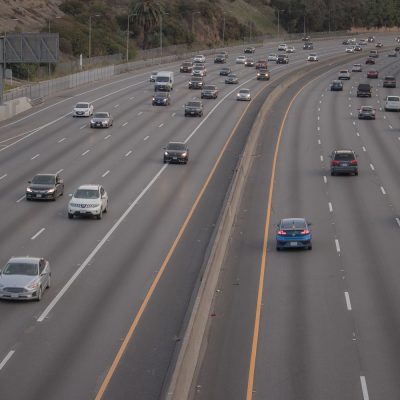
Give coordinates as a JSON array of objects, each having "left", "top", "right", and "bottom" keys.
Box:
[{"left": 0, "top": 97, "right": 32, "bottom": 121}]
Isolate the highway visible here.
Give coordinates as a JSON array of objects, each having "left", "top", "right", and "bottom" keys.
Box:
[
  {"left": 193, "top": 38, "right": 400, "bottom": 400},
  {"left": 0, "top": 35, "right": 396, "bottom": 399}
]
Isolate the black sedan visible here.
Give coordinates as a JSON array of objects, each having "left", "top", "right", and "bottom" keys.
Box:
[
  {"left": 225, "top": 74, "right": 239, "bottom": 84},
  {"left": 163, "top": 142, "right": 189, "bottom": 164},
  {"left": 152, "top": 92, "right": 171, "bottom": 106},
  {"left": 330, "top": 80, "right": 343, "bottom": 91},
  {"left": 219, "top": 67, "right": 231, "bottom": 76},
  {"left": 26, "top": 173, "right": 64, "bottom": 201},
  {"left": 184, "top": 101, "right": 203, "bottom": 117}
]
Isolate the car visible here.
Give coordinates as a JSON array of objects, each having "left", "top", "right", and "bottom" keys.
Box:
[
  {"left": 352, "top": 63, "right": 362, "bottom": 72},
  {"left": 388, "top": 50, "right": 397, "bottom": 57},
  {"left": 188, "top": 76, "right": 204, "bottom": 89},
  {"left": 367, "top": 70, "right": 378, "bottom": 79},
  {"left": 330, "top": 149, "right": 358, "bottom": 176},
  {"left": 201, "top": 85, "right": 218, "bottom": 99},
  {"left": 90, "top": 112, "right": 113, "bottom": 128},
  {"left": 152, "top": 91, "right": 171, "bottom": 106},
  {"left": 286, "top": 45, "right": 295, "bottom": 53},
  {"left": 214, "top": 54, "right": 226, "bottom": 63},
  {"left": 192, "top": 65, "right": 206, "bottom": 77},
  {"left": 365, "top": 57, "right": 375, "bottom": 64},
  {"left": 383, "top": 76, "right": 396, "bottom": 88},
  {"left": 68, "top": 184, "right": 108, "bottom": 219},
  {"left": 26, "top": 173, "right": 64, "bottom": 201},
  {"left": 357, "top": 83, "right": 372, "bottom": 97},
  {"left": 358, "top": 39, "right": 368, "bottom": 46},
  {"left": 358, "top": 105, "right": 376, "bottom": 119},
  {"left": 396, "top": 46, "right": 400, "bottom": 52},
  {"left": 369, "top": 49, "right": 379, "bottom": 57},
  {"left": 236, "top": 55, "right": 246, "bottom": 64},
  {"left": 236, "top": 88, "right": 251, "bottom": 101},
  {"left": 338, "top": 69, "right": 350, "bottom": 80},
  {"left": 0, "top": 257, "right": 51, "bottom": 301},
  {"left": 244, "top": 47, "right": 255, "bottom": 53},
  {"left": 354, "top": 45, "right": 362, "bottom": 52},
  {"left": 256, "top": 69, "right": 270, "bottom": 80},
  {"left": 267, "top": 53, "right": 278, "bottom": 61},
  {"left": 307, "top": 53, "right": 318, "bottom": 61},
  {"left": 225, "top": 74, "right": 239, "bottom": 84},
  {"left": 255, "top": 59, "right": 268, "bottom": 69},
  {"left": 219, "top": 67, "right": 231, "bottom": 76},
  {"left": 330, "top": 80, "right": 343, "bottom": 91},
  {"left": 244, "top": 57, "right": 255, "bottom": 67},
  {"left": 220, "top": 50, "right": 229, "bottom": 58},
  {"left": 342, "top": 39, "right": 350, "bottom": 45},
  {"left": 179, "top": 62, "right": 192, "bottom": 73},
  {"left": 303, "top": 42, "right": 313, "bottom": 50},
  {"left": 375, "top": 42, "right": 383, "bottom": 48},
  {"left": 276, "top": 218, "right": 312, "bottom": 250},
  {"left": 302, "top": 36, "right": 311, "bottom": 41},
  {"left": 73, "top": 102, "right": 94, "bottom": 117},
  {"left": 346, "top": 46, "right": 355, "bottom": 53},
  {"left": 184, "top": 100, "right": 203, "bottom": 117},
  {"left": 192, "top": 54, "right": 205, "bottom": 63},
  {"left": 384, "top": 95, "right": 400, "bottom": 111},
  {"left": 278, "top": 43, "right": 288, "bottom": 51},
  {"left": 277, "top": 54, "right": 289, "bottom": 64},
  {"left": 163, "top": 142, "right": 189, "bottom": 164},
  {"left": 149, "top": 71, "right": 158, "bottom": 81},
  {"left": 367, "top": 36, "right": 375, "bottom": 43}
]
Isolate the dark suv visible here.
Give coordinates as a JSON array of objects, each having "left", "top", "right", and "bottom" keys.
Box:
[
  {"left": 256, "top": 69, "right": 270, "bottom": 80},
  {"left": 330, "top": 150, "right": 358, "bottom": 176},
  {"left": 188, "top": 76, "right": 204, "bottom": 89},
  {"left": 163, "top": 142, "right": 189, "bottom": 164},
  {"left": 277, "top": 54, "right": 289, "bottom": 64},
  {"left": 214, "top": 54, "right": 226, "bottom": 63},
  {"left": 201, "top": 85, "right": 218, "bottom": 99},
  {"left": 184, "top": 101, "right": 203, "bottom": 117},
  {"left": 357, "top": 83, "right": 372, "bottom": 97},
  {"left": 180, "top": 61, "right": 193, "bottom": 73},
  {"left": 383, "top": 76, "right": 396, "bottom": 88},
  {"left": 26, "top": 173, "right": 64, "bottom": 201}
]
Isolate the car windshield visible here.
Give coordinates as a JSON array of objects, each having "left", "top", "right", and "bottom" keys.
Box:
[
  {"left": 32, "top": 175, "right": 55, "bottom": 185},
  {"left": 361, "top": 107, "right": 373, "bottom": 111},
  {"left": 182, "top": 63, "right": 191, "bottom": 66},
  {"left": 155, "top": 92, "right": 168, "bottom": 98},
  {"left": 94, "top": 113, "right": 108, "bottom": 118},
  {"left": 74, "top": 189, "right": 100, "bottom": 199},
  {"left": 239, "top": 90, "right": 250, "bottom": 94},
  {"left": 76, "top": 103, "right": 89, "bottom": 109},
  {"left": 187, "top": 102, "right": 200, "bottom": 107},
  {"left": 335, "top": 153, "right": 354, "bottom": 161},
  {"left": 192, "top": 77, "right": 202, "bottom": 81},
  {"left": 203, "top": 86, "right": 216, "bottom": 90},
  {"left": 3, "top": 262, "right": 38, "bottom": 276},
  {"left": 193, "top": 66, "right": 204, "bottom": 70},
  {"left": 228, "top": 74, "right": 236, "bottom": 78},
  {"left": 167, "top": 143, "right": 186, "bottom": 150},
  {"left": 221, "top": 68, "right": 230, "bottom": 71},
  {"left": 281, "top": 219, "right": 307, "bottom": 229}
]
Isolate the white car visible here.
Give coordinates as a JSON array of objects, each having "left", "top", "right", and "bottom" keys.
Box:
[
  {"left": 358, "top": 39, "right": 368, "bottom": 46},
  {"left": 73, "top": 102, "right": 94, "bottom": 117},
  {"left": 268, "top": 53, "right": 278, "bottom": 61},
  {"left": 286, "top": 46, "right": 295, "bottom": 53},
  {"left": 236, "top": 88, "right": 251, "bottom": 101},
  {"left": 192, "top": 65, "right": 206, "bottom": 76},
  {"left": 307, "top": 53, "right": 318, "bottom": 61},
  {"left": 68, "top": 184, "right": 108, "bottom": 220},
  {"left": 193, "top": 54, "right": 205, "bottom": 63},
  {"left": 384, "top": 95, "right": 400, "bottom": 111},
  {"left": 352, "top": 64, "right": 362, "bottom": 72},
  {"left": 236, "top": 55, "right": 246, "bottom": 64},
  {"left": 338, "top": 69, "right": 351, "bottom": 80},
  {"left": 278, "top": 43, "right": 288, "bottom": 51},
  {"left": 346, "top": 46, "right": 355, "bottom": 53},
  {"left": 149, "top": 71, "right": 158, "bottom": 82}
]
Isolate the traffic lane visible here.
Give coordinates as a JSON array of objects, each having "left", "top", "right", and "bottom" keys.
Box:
[{"left": 0, "top": 60, "right": 273, "bottom": 400}]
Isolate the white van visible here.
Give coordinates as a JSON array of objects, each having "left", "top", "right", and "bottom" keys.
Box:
[
  {"left": 155, "top": 71, "right": 174, "bottom": 91},
  {"left": 384, "top": 95, "right": 400, "bottom": 111}
]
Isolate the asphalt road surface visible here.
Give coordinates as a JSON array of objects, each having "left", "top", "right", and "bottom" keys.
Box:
[{"left": 0, "top": 35, "right": 396, "bottom": 399}]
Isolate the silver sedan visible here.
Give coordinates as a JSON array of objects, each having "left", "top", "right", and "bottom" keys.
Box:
[
  {"left": 90, "top": 112, "right": 113, "bottom": 128},
  {"left": 236, "top": 88, "right": 251, "bottom": 101},
  {"left": 0, "top": 257, "right": 51, "bottom": 301}
]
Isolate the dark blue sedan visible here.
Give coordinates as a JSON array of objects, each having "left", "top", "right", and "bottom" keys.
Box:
[{"left": 276, "top": 218, "right": 312, "bottom": 250}]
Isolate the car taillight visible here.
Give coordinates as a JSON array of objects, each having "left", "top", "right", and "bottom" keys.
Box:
[
  {"left": 331, "top": 160, "right": 340, "bottom": 166},
  {"left": 277, "top": 230, "right": 287, "bottom": 235},
  {"left": 350, "top": 160, "right": 358, "bottom": 165},
  {"left": 301, "top": 230, "right": 310, "bottom": 235}
]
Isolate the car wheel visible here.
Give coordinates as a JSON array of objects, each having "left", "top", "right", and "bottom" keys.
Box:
[
  {"left": 97, "top": 210, "right": 103, "bottom": 220},
  {"left": 308, "top": 245, "right": 312, "bottom": 250},
  {"left": 26, "top": 196, "right": 31, "bottom": 201},
  {"left": 68, "top": 213, "right": 73, "bottom": 219},
  {"left": 355, "top": 171, "right": 359, "bottom": 176},
  {"left": 331, "top": 171, "right": 335, "bottom": 176},
  {"left": 276, "top": 246, "right": 281, "bottom": 251},
  {"left": 36, "top": 286, "right": 42, "bottom": 301},
  {"left": 103, "top": 202, "right": 108, "bottom": 213},
  {"left": 163, "top": 159, "right": 167, "bottom": 164}
]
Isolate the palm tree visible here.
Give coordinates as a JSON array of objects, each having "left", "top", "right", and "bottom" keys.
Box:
[{"left": 131, "top": 0, "right": 163, "bottom": 49}]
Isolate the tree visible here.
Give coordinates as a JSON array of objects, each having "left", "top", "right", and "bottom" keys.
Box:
[{"left": 131, "top": 0, "right": 163, "bottom": 49}]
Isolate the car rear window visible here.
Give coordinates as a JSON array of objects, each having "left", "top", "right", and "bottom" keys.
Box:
[
  {"left": 385, "top": 77, "right": 395, "bottom": 81},
  {"left": 334, "top": 153, "right": 354, "bottom": 161},
  {"left": 203, "top": 86, "right": 216, "bottom": 90},
  {"left": 281, "top": 219, "right": 306, "bottom": 229},
  {"left": 387, "top": 96, "right": 399, "bottom": 102},
  {"left": 167, "top": 143, "right": 186, "bottom": 150}
]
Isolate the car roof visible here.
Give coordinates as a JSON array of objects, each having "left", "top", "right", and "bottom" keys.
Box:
[
  {"left": 34, "top": 173, "right": 57, "bottom": 177},
  {"left": 76, "top": 184, "right": 101, "bottom": 190},
  {"left": 168, "top": 141, "right": 186, "bottom": 146},
  {"left": 333, "top": 149, "right": 355, "bottom": 154},
  {"left": 7, "top": 256, "right": 41, "bottom": 264}
]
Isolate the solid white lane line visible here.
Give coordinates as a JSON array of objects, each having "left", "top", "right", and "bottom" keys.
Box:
[
  {"left": 158, "top": 123, "right": 164, "bottom": 128},
  {"left": 56, "top": 169, "right": 64, "bottom": 175},
  {"left": 328, "top": 202, "right": 333, "bottom": 213},
  {"left": 102, "top": 170, "right": 110, "bottom": 178},
  {"left": 323, "top": 176, "right": 327, "bottom": 184},
  {"left": 144, "top": 136, "right": 149, "bottom": 141},
  {"left": 0, "top": 351, "right": 15, "bottom": 371},
  {"left": 360, "top": 376, "right": 369, "bottom": 400},
  {"left": 16, "top": 195, "right": 26, "bottom": 203},
  {"left": 137, "top": 111, "right": 143, "bottom": 116},
  {"left": 58, "top": 138, "right": 66, "bottom": 143},
  {"left": 31, "top": 228, "right": 45, "bottom": 240},
  {"left": 335, "top": 239, "right": 341, "bottom": 253},
  {"left": 122, "top": 122, "right": 128, "bottom": 127},
  {"left": 37, "top": 164, "right": 168, "bottom": 322},
  {"left": 320, "top": 155, "right": 324, "bottom": 162},
  {"left": 0, "top": 174, "right": 7, "bottom": 180},
  {"left": 104, "top": 134, "right": 111, "bottom": 140},
  {"left": 82, "top": 150, "right": 90, "bottom": 156},
  {"left": 344, "top": 292, "right": 352, "bottom": 310},
  {"left": 395, "top": 218, "right": 400, "bottom": 228},
  {"left": 362, "top": 146, "right": 366, "bottom": 152},
  {"left": 31, "top": 154, "right": 40, "bottom": 160},
  {"left": 125, "top": 150, "right": 132, "bottom": 157},
  {"left": 381, "top": 186, "right": 386, "bottom": 195},
  {"left": 370, "top": 163, "right": 375, "bottom": 171}
]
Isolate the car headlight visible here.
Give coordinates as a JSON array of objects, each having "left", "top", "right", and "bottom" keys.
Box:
[
  {"left": 164, "top": 152, "right": 169, "bottom": 156},
  {"left": 163, "top": 99, "right": 167, "bottom": 102},
  {"left": 152, "top": 98, "right": 155, "bottom": 101},
  {"left": 47, "top": 188, "right": 55, "bottom": 193},
  {"left": 181, "top": 152, "right": 187, "bottom": 157},
  {"left": 26, "top": 282, "right": 39, "bottom": 290},
  {"left": 257, "top": 73, "right": 260, "bottom": 76},
  {"left": 90, "top": 119, "right": 95, "bottom": 124},
  {"left": 26, "top": 187, "right": 32, "bottom": 192}
]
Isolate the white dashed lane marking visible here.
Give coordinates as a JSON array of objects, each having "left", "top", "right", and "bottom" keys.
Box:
[
  {"left": 328, "top": 202, "right": 333, "bottom": 213},
  {"left": 335, "top": 239, "right": 341, "bottom": 253},
  {"left": 0, "top": 174, "right": 7, "bottom": 181},
  {"left": 137, "top": 111, "right": 143, "bottom": 116},
  {"left": 362, "top": 146, "right": 366, "bottom": 152},
  {"left": 16, "top": 195, "right": 26, "bottom": 203},
  {"left": 58, "top": 138, "right": 66, "bottom": 143},
  {"left": 370, "top": 163, "right": 375, "bottom": 171},
  {"left": 158, "top": 123, "right": 164, "bottom": 128},
  {"left": 356, "top": 132, "right": 360, "bottom": 137},
  {"left": 381, "top": 186, "right": 386, "bottom": 195},
  {"left": 395, "top": 218, "right": 400, "bottom": 228},
  {"left": 114, "top": 104, "right": 119, "bottom": 108},
  {"left": 318, "top": 139, "right": 321, "bottom": 145},
  {"left": 82, "top": 150, "right": 90, "bottom": 156},
  {"left": 122, "top": 122, "right": 128, "bottom": 127},
  {"left": 102, "top": 170, "right": 110, "bottom": 178},
  {"left": 360, "top": 376, "right": 369, "bottom": 400},
  {"left": 344, "top": 292, "right": 352, "bottom": 310},
  {"left": 320, "top": 155, "right": 324, "bottom": 162},
  {"left": 80, "top": 125, "right": 86, "bottom": 130},
  {"left": 389, "top": 124, "right": 393, "bottom": 129},
  {"left": 129, "top": 96, "right": 135, "bottom": 100},
  {"left": 31, "top": 228, "right": 45, "bottom": 240},
  {"left": 144, "top": 136, "right": 149, "bottom": 141},
  {"left": 104, "top": 134, "right": 111, "bottom": 140},
  {"left": 31, "top": 154, "right": 40, "bottom": 160},
  {"left": 0, "top": 351, "right": 15, "bottom": 371},
  {"left": 125, "top": 150, "right": 132, "bottom": 157},
  {"left": 172, "top": 112, "right": 176, "bottom": 117},
  {"left": 323, "top": 176, "right": 327, "bottom": 184}
]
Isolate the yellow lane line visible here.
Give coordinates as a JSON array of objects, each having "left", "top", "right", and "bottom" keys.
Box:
[
  {"left": 246, "top": 75, "right": 321, "bottom": 399},
  {"left": 95, "top": 87, "right": 267, "bottom": 399}
]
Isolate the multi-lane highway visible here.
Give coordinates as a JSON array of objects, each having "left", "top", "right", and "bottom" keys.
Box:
[
  {"left": 193, "top": 37, "right": 400, "bottom": 400},
  {"left": 0, "top": 34, "right": 397, "bottom": 399}
]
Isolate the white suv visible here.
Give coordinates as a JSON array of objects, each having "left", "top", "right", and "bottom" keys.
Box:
[
  {"left": 192, "top": 55, "right": 205, "bottom": 63},
  {"left": 338, "top": 69, "right": 351, "bottom": 80},
  {"left": 68, "top": 184, "right": 108, "bottom": 219},
  {"left": 384, "top": 95, "right": 400, "bottom": 111},
  {"left": 278, "top": 43, "right": 288, "bottom": 51},
  {"left": 73, "top": 102, "right": 94, "bottom": 117}
]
